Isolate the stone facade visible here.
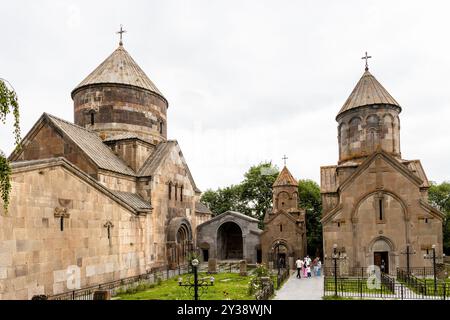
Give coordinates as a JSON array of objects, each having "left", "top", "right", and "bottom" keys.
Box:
[
  {"left": 261, "top": 167, "right": 307, "bottom": 269},
  {"left": 196, "top": 211, "right": 262, "bottom": 263},
  {"left": 1, "top": 42, "right": 211, "bottom": 299},
  {"left": 321, "top": 68, "right": 444, "bottom": 275}
]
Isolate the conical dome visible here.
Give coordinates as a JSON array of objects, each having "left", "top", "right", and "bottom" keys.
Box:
[
  {"left": 71, "top": 45, "right": 164, "bottom": 100},
  {"left": 337, "top": 69, "right": 400, "bottom": 119},
  {"left": 273, "top": 166, "right": 298, "bottom": 187}
]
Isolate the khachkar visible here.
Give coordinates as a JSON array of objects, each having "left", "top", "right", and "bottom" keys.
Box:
[{"left": 320, "top": 53, "right": 445, "bottom": 276}]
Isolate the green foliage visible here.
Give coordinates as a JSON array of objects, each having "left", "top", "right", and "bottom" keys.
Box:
[
  {"left": 200, "top": 162, "right": 279, "bottom": 225},
  {"left": 298, "top": 179, "right": 323, "bottom": 256},
  {"left": 117, "top": 272, "right": 254, "bottom": 300},
  {"left": 428, "top": 181, "right": 450, "bottom": 254},
  {"left": 247, "top": 264, "right": 271, "bottom": 296},
  {"left": 0, "top": 78, "right": 21, "bottom": 213},
  {"left": 240, "top": 163, "right": 279, "bottom": 224}
]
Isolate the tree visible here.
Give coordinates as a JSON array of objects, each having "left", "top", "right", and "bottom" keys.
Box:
[
  {"left": 240, "top": 162, "right": 279, "bottom": 223},
  {"left": 200, "top": 184, "right": 249, "bottom": 216},
  {"left": 200, "top": 162, "right": 279, "bottom": 225},
  {"left": 298, "top": 179, "right": 322, "bottom": 257},
  {"left": 0, "top": 78, "right": 21, "bottom": 212},
  {"left": 428, "top": 181, "right": 450, "bottom": 254}
]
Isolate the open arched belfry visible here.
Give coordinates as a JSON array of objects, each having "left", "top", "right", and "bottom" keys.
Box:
[{"left": 320, "top": 60, "right": 444, "bottom": 275}]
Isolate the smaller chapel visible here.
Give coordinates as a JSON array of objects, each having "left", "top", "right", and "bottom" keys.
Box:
[{"left": 196, "top": 165, "right": 307, "bottom": 269}]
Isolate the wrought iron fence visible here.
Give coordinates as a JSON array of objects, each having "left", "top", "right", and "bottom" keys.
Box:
[
  {"left": 47, "top": 265, "right": 191, "bottom": 300},
  {"left": 324, "top": 275, "right": 449, "bottom": 300},
  {"left": 276, "top": 268, "right": 290, "bottom": 289}
]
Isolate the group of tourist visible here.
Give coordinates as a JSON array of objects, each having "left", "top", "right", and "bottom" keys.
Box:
[{"left": 294, "top": 256, "right": 322, "bottom": 279}]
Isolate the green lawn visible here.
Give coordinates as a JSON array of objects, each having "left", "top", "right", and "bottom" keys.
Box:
[
  {"left": 398, "top": 278, "right": 450, "bottom": 297},
  {"left": 324, "top": 277, "right": 394, "bottom": 295},
  {"left": 115, "top": 272, "right": 259, "bottom": 300}
]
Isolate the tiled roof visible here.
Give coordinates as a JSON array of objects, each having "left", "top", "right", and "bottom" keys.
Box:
[
  {"left": 273, "top": 166, "right": 297, "bottom": 187},
  {"left": 109, "top": 190, "right": 152, "bottom": 211},
  {"left": 337, "top": 69, "right": 400, "bottom": 118},
  {"left": 138, "top": 141, "right": 175, "bottom": 176},
  {"left": 71, "top": 45, "right": 165, "bottom": 100},
  {"left": 138, "top": 140, "right": 200, "bottom": 192},
  {"left": 320, "top": 165, "right": 338, "bottom": 193},
  {"left": 195, "top": 202, "right": 212, "bottom": 215},
  {"left": 103, "top": 133, "right": 140, "bottom": 142},
  {"left": 400, "top": 159, "right": 430, "bottom": 188},
  {"left": 45, "top": 114, "right": 135, "bottom": 176}
]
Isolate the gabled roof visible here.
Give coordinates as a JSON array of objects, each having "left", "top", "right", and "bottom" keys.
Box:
[
  {"left": 10, "top": 113, "right": 135, "bottom": 176},
  {"left": 273, "top": 166, "right": 297, "bottom": 187},
  {"left": 197, "top": 211, "right": 259, "bottom": 229},
  {"left": 195, "top": 202, "right": 213, "bottom": 215},
  {"left": 109, "top": 190, "right": 151, "bottom": 211},
  {"left": 71, "top": 45, "right": 165, "bottom": 102},
  {"left": 339, "top": 151, "right": 424, "bottom": 193},
  {"left": 137, "top": 140, "right": 201, "bottom": 192},
  {"left": 10, "top": 157, "right": 150, "bottom": 214},
  {"left": 337, "top": 69, "right": 400, "bottom": 118}
]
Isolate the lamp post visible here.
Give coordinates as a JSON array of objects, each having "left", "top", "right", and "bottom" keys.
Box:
[
  {"left": 332, "top": 244, "right": 338, "bottom": 296},
  {"left": 423, "top": 244, "right": 445, "bottom": 295},
  {"left": 178, "top": 258, "right": 214, "bottom": 300}
]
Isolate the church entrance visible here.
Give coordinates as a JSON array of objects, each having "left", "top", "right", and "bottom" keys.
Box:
[
  {"left": 374, "top": 252, "right": 389, "bottom": 274},
  {"left": 217, "top": 222, "right": 243, "bottom": 260},
  {"left": 272, "top": 242, "right": 289, "bottom": 269},
  {"left": 371, "top": 237, "right": 393, "bottom": 274},
  {"left": 176, "top": 224, "right": 190, "bottom": 266}
]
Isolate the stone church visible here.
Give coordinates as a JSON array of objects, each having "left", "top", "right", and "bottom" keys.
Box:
[
  {"left": 320, "top": 63, "right": 444, "bottom": 275},
  {"left": 261, "top": 166, "right": 307, "bottom": 267},
  {"left": 0, "top": 39, "right": 211, "bottom": 299},
  {"left": 196, "top": 165, "right": 307, "bottom": 269}
]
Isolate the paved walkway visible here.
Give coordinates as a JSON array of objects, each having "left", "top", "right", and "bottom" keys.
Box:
[{"left": 274, "top": 272, "right": 324, "bottom": 300}]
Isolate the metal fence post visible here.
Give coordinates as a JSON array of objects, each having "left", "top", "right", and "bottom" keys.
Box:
[
  {"left": 443, "top": 283, "right": 446, "bottom": 300},
  {"left": 401, "top": 283, "right": 404, "bottom": 300}
]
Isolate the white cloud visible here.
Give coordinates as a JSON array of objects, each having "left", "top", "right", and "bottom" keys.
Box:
[{"left": 1, "top": 0, "right": 449, "bottom": 191}]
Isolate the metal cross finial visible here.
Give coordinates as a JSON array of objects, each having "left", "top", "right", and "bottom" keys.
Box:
[
  {"left": 116, "top": 24, "right": 127, "bottom": 46},
  {"left": 361, "top": 51, "right": 372, "bottom": 71},
  {"left": 282, "top": 155, "right": 288, "bottom": 166}
]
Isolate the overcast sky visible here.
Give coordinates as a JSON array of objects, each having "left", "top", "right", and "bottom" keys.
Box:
[{"left": 1, "top": 0, "right": 449, "bottom": 191}]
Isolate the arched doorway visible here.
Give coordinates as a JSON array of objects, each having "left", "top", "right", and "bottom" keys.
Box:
[
  {"left": 176, "top": 224, "right": 191, "bottom": 265},
  {"left": 217, "top": 222, "right": 243, "bottom": 260},
  {"left": 271, "top": 240, "right": 290, "bottom": 269},
  {"left": 167, "top": 217, "right": 193, "bottom": 269},
  {"left": 371, "top": 237, "right": 393, "bottom": 274}
]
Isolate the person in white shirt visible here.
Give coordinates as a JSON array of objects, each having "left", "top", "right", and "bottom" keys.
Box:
[{"left": 295, "top": 258, "right": 303, "bottom": 279}]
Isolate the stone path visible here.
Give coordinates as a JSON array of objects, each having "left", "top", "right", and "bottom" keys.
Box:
[{"left": 274, "top": 272, "right": 324, "bottom": 300}]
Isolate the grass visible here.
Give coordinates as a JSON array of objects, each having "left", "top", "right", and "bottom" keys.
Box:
[
  {"left": 397, "top": 277, "right": 450, "bottom": 297},
  {"left": 324, "top": 277, "right": 394, "bottom": 295},
  {"left": 115, "top": 272, "right": 258, "bottom": 300}
]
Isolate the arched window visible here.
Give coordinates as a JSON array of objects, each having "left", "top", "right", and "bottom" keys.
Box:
[
  {"left": 168, "top": 182, "right": 172, "bottom": 200},
  {"left": 180, "top": 186, "right": 183, "bottom": 202},
  {"left": 90, "top": 112, "right": 95, "bottom": 125},
  {"left": 175, "top": 184, "right": 178, "bottom": 200},
  {"left": 160, "top": 121, "right": 164, "bottom": 134},
  {"left": 349, "top": 117, "right": 361, "bottom": 143}
]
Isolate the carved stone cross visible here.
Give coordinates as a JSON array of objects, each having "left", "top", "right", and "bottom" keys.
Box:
[
  {"left": 368, "top": 157, "right": 392, "bottom": 189},
  {"left": 54, "top": 207, "right": 70, "bottom": 231},
  {"left": 104, "top": 221, "right": 114, "bottom": 245}
]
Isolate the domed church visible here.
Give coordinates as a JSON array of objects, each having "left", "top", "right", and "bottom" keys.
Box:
[
  {"left": 0, "top": 35, "right": 211, "bottom": 299},
  {"left": 320, "top": 58, "right": 444, "bottom": 275}
]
